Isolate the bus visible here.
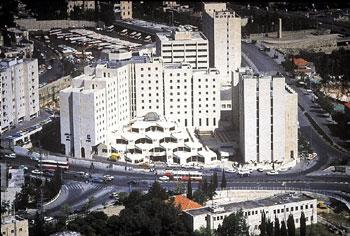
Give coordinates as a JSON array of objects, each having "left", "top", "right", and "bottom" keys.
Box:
[
  {"left": 37, "top": 160, "right": 69, "bottom": 171},
  {"left": 163, "top": 170, "right": 203, "bottom": 181}
]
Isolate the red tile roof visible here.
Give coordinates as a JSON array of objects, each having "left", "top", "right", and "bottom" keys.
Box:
[
  {"left": 173, "top": 195, "right": 202, "bottom": 211},
  {"left": 344, "top": 102, "right": 350, "bottom": 110},
  {"left": 293, "top": 58, "right": 309, "bottom": 67}
]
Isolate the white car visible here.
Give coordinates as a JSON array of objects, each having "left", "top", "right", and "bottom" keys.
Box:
[
  {"left": 237, "top": 169, "right": 251, "bottom": 176},
  {"left": 159, "top": 176, "right": 170, "bottom": 181},
  {"left": 103, "top": 175, "right": 114, "bottom": 181},
  {"left": 257, "top": 168, "right": 265, "bottom": 172},
  {"left": 47, "top": 65, "right": 52, "bottom": 70},
  {"left": 31, "top": 169, "right": 43, "bottom": 175},
  {"left": 5, "top": 153, "right": 16, "bottom": 159},
  {"left": 225, "top": 169, "right": 237, "bottom": 173},
  {"left": 266, "top": 170, "right": 279, "bottom": 176},
  {"left": 44, "top": 216, "right": 54, "bottom": 222}
]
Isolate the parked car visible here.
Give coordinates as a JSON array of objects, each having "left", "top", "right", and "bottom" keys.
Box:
[
  {"left": 5, "top": 153, "right": 16, "bottom": 159},
  {"left": 31, "top": 169, "right": 43, "bottom": 175},
  {"left": 225, "top": 168, "right": 237, "bottom": 173},
  {"left": 266, "top": 170, "right": 279, "bottom": 176},
  {"left": 159, "top": 176, "right": 170, "bottom": 181}
]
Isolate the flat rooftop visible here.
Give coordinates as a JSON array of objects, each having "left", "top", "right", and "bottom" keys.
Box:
[
  {"left": 186, "top": 193, "right": 315, "bottom": 216},
  {"left": 156, "top": 30, "right": 207, "bottom": 42}
]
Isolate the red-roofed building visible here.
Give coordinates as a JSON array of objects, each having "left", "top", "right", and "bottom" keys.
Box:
[
  {"left": 292, "top": 57, "right": 314, "bottom": 75},
  {"left": 344, "top": 102, "right": 350, "bottom": 119},
  {"left": 173, "top": 195, "right": 202, "bottom": 211}
]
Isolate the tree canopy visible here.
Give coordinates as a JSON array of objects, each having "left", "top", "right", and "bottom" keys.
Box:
[{"left": 216, "top": 210, "right": 249, "bottom": 236}]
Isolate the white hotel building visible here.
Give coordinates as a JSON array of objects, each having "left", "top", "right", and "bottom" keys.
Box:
[
  {"left": 60, "top": 53, "right": 221, "bottom": 159},
  {"left": 202, "top": 2, "right": 241, "bottom": 82},
  {"left": 156, "top": 28, "right": 209, "bottom": 70},
  {"left": 238, "top": 73, "right": 298, "bottom": 163},
  {"left": 184, "top": 193, "right": 317, "bottom": 235},
  {"left": 0, "top": 58, "right": 39, "bottom": 134}
]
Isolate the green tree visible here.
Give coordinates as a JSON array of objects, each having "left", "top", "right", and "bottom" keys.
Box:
[
  {"left": 281, "top": 221, "right": 287, "bottom": 236},
  {"left": 217, "top": 210, "right": 249, "bottom": 236},
  {"left": 194, "top": 226, "right": 213, "bottom": 236},
  {"left": 300, "top": 212, "right": 306, "bottom": 236},
  {"left": 287, "top": 214, "right": 296, "bottom": 236},
  {"left": 274, "top": 216, "right": 280, "bottom": 236},
  {"left": 259, "top": 211, "right": 267, "bottom": 236},
  {"left": 147, "top": 181, "right": 168, "bottom": 200},
  {"left": 187, "top": 175, "right": 192, "bottom": 199},
  {"left": 1, "top": 200, "right": 11, "bottom": 214},
  {"left": 192, "top": 189, "right": 207, "bottom": 205},
  {"left": 123, "top": 191, "right": 143, "bottom": 208},
  {"left": 220, "top": 170, "right": 227, "bottom": 189},
  {"left": 212, "top": 172, "right": 218, "bottom": 189},
  {"left": 82, "top": 196, "right": 95, "bottom": 213},
  {"left": 267, "top": 218, "right": 274, "bottom": 236},
  {"left": 174, "top": 181, "right": 186, "bottom": 195}
]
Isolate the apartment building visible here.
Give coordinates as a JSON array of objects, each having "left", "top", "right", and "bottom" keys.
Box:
[
  {"left": 114, "top": 1, "right": 133, "bottom": 20},
  {"left": 67, "top": 0, "right": 95, "bottom": 15},
  {"left": 0, "top": 58, "right": 39, "bottom": 134},
  {"left": 202, "top": 2, "right": 241, "bottom": 82},
  {"left": 238, "top": 73, "right": 298, "bottom": 163},
  {"left": 184, "top": 193, "right": 317, "bottom": 235},
  {"left": 156, "top": 28, "right": 209, "bottom": 70},
  {"left": 1, "top": 216, "right": 29, "bottom": 236}
]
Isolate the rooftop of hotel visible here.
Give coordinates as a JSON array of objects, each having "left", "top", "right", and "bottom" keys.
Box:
[
  {"left": 156, "top": 27, "right": 207, "bottom": 42},
  {"left": 186, "top": 193, "right": 315, "bottom": 216}
]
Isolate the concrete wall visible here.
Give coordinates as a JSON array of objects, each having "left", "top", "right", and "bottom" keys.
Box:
[
  {"left": 39, "top": 76, "right": 72, "bottom": 108},
  {"left": 15, "top": 19, "right": 96, "bottom": 31}
]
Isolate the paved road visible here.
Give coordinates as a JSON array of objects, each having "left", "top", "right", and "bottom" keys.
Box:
[{"left": 32, "top": 38, "right": 64, "bottom": 84}]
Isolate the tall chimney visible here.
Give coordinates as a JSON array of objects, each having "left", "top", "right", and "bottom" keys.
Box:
[{"left": 278, "top": 18, "right": 282, "bottom": 39}]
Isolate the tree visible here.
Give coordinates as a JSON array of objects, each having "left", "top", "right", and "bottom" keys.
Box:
[
  {"left": 194, "top": 226, "right": 213, "bottom": 236},
  {"left": 187, "top": 175, "right": 192, "bottom": 199},
  {"left": 259, "top": 211, "right": 267, "bottom": 236},
  {"left": 267, "top": 218, "right": 274, "bottom": 236},
  {"left": 281, "top": 221, "right": 287, "bottom": 236},
  {"left": 287, "top": 214, "right": 296, "bottom": 236},
  {"left": 82, "top": 196, "right": 95, "bottom": 213},
  {"left": 220, "top": 170, "right": 227, "bottom": 189},
  {"left": 147, "top": 181, "right": 168, "bottom": 200},
  {"left": 192, "top": 189, "right": 207, "bottom": 205},
  {"left": 212, "top": 172, "right": 218, "bottom": 189},
  {"left": 1, "top": 200, "right": 11, "bottom": 215},
  {"left": 217, "top": 210, "right": 249, "bottom": 236},
  {"left": 274, "top": 216, "right": 280, "bottom": 236},
  {"left": 300, "top": 212, "right": 306, "bottom": 236},
  {"left": 174, "top": 181, "right": 186, "bottom": 195}
]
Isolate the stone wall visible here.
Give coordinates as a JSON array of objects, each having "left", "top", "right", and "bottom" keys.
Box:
[
  {"left": 39, "top": 76, "right": 72, "bottom": 108},
  {"left": 15, "top": 18, "right": 96, "bottom": 31}
]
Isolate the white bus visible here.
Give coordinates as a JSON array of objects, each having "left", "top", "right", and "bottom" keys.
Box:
[{"left": 37, "top": 160, "right": 69, "bottom": 171}]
